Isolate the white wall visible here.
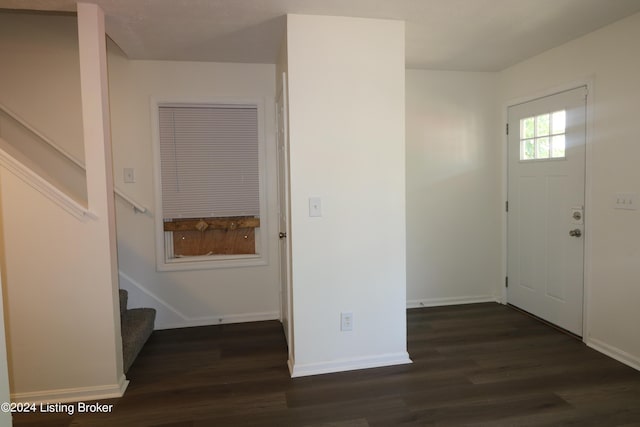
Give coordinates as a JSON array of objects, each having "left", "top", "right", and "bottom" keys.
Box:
[
  {"left": 0, "top": 11, "right": 87, "bottom": 204},
  {"left": 0, "top": 9, "right": 281, "bottom": 332},
  {"left": 286, "top": 14, "right": 409, "bottom": 376},
  {"left": 107, "top": 45, "right": 281, "bottom": 329},
  {"left": 0, "top": 168, "right": 124, "bottom": 402},
  {"left": 499, "top": 11, "right": 640, "bottom": 369},
  {"left": 0, "top": 11, "right": 84, "bottom": 161},
  {"left": 3, "top": 4, "right": 637, "bottom": 390},
  {"left": 406, "top": 70, "right": 501, "bottom": 307},
  {"left": 0, "top": 5, "right": 125, "bottom": 402}
]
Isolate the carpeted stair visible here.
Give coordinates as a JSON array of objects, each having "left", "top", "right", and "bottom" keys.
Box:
[{"left": 119, "top": 289, "right": 156, "bottom": 373}]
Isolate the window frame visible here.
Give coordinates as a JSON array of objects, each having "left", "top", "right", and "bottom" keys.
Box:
[{"left": 151, "top": 97, "right": 269, "bottom": 271}]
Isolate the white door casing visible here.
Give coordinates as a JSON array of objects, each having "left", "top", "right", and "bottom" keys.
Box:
[
  {"left": 276, "top": 72, "right": 293, "bottom": 355},
  {"left": 507, "top": 86, "right": 587, "bottom": 336}
]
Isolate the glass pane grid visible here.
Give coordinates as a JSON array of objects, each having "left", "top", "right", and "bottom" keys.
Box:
[{"left": 519, "top": 110, "right": 566, "bottom": 161}]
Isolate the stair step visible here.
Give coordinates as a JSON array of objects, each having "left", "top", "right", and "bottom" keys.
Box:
[
  {"left": 121, "top": 307, "right": 156, "bottom": 373},
  {"left": 119, "top": 289, "right": 128, "bottom": 317}
]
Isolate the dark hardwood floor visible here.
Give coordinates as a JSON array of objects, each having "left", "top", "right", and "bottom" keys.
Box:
[{"left": 13, "top": 303, "right": 640, "bottom": 426}]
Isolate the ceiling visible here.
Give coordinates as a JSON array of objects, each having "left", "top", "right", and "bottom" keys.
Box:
[{"left": 2, "top": 0, "right": 640, "bottom": 71}]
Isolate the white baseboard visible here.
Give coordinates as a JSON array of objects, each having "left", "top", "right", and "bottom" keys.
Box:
[
  {"left": 154, "top": 311, "right": 280, "bottom": 330},
  {"left": 586, "top": 337, "right": 640, "bottom": 372},
  {"left": 118, "top": 270, "right": 186, "bottom": 321},
  {"left": 407, "top": 295, "right": 499, "bottom": 309},
  {"left": 11, "top": 375, "right": 128, "bottom": 404},
  {"left": 290, "top": 352, "right": 412, "bottom": 378},
  {"left": 287, "top": 357, "right": 295, "bottom": 377},
  {"left": 119, "top": 270, "right": 279, "bottom": 330},
  {"left": 0, "top": 145, "right": 95, "bottom": 220}
]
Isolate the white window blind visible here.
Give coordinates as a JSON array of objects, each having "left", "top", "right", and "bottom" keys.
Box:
[{"left": 159, "top": 104, "right": 259, "bottom": 219}]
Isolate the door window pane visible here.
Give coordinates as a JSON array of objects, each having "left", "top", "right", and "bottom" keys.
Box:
[
  {"left": 519, "top": 110, "right": 566, "bottom": 161},
  {"left": 551, "top": 135, "right": 565, "bottom": 158},
  {"left": 537, "top": 137, "right": 550, "bottom": 158},
  {"left": 551, "top": 110, "right": 566, "bottom": 134},
  {"left": 536, "top": 114, "right": 550, "bottom": 136},
  {"left": 521, "top": 139, "right": 535, "bottom": 160},
  {"left": 521, "top": 117, "right": 534, "bottom": 139}
]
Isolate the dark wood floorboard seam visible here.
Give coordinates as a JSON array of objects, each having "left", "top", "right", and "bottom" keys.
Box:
[{"left": 13, "top": 303, "right": 640, "bottom": 426}]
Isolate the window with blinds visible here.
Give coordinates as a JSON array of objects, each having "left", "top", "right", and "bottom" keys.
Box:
[
  {"left": 156, "top": 103, "right": 263, "bottom": 267},
  {"left": 159, "top": 105, "right": 259, "bottom": 218}
]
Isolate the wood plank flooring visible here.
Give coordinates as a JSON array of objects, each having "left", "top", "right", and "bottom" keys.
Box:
[{"left": 13, "top": 303, "right": 640, "bottom": 426}]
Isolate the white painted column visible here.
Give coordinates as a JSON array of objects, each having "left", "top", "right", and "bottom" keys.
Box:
[
  {"left": 77, "top": 3, "right": 125, "bottom": 382},
  {"left": 286, "top": 15, "right": 409, "bottom": 377}
]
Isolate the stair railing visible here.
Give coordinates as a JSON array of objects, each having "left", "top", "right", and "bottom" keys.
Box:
[{"left": 0, "top": 101, "right": 147, "bottom": 213}]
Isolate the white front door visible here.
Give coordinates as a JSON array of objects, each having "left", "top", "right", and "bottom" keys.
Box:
[
  {"left": 507, "top": 86, "right": 587, "bottom": 336},
  {"left": 276, "top": 72, "right": 293, "bottom": 349}
]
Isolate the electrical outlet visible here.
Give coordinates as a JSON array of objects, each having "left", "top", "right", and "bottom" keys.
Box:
[{"left": 341, "top": 312, "right": 353, "bottom": 331}]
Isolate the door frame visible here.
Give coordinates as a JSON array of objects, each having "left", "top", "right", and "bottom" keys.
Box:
[
  {"left": 276, "top": 71, "right": 294, "bottom": 363},
  {"left": 501, "top": 79, "right": 594, "bottom": 343}
]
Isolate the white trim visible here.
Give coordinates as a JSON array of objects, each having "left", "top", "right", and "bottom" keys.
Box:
[
  {"left": 503, "top": 81, "right": 590, "bottom": 110},
  {"left": 276, "top": 70, "right": 294, "bottom": 360},
  {"left": 119, "top": 270, "right": 186, "bottom": 320},
  {"left": 150, "top": 96, "right": 270, "bottom": 272},
  {"left": 118, "top": 270, "right": 278, "bottom": 330},
  {"left": 407, "top": 296, "right": 499, "bottom": 309},
  {"left": 11, "top": 376, "right": 128, "bottom": 404},
  {"left": 586, "top": 337, "right": 640, "bottom": 372},
  {"left": 287, "top": 357, "right": 295, "bottom": 377},
  {"left": 290, "top": 352, "right": 412, "bottom": 378},
  {"left": 0, "top": 102, "right": 84, "bottom": 169},
  {"left": 159, "top": 253, "right": 268, "bottom": 272},
  {"left": 581, "top": 78, "right": 595, "bottom": 343},
  {"left": 155, "top": 311, "right": 280, "bottom": 331},
  {"left": 0, "top": 104, "right": 147, "bottom": 214},
  {"left": 0, "top": 145, "right": 96, "bottom": 220},
  {"left": 501, "top": 96, "right": 509, "bottom": 305}
]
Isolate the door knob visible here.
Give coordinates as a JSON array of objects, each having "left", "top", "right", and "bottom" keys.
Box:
[
  {"left": 279, "top": 232, "right": 287, "bottom": 239},
  {"left": 569, "top": 229, "right": 582, "bottom": 237}
]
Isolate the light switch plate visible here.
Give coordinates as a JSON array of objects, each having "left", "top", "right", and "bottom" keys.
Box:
[
  {"left": 309, "top": 197, "right": 322, "bottom": 217},
  {"left": 123, "top": 168, "right": 136, "bottom": 183},
  {"left": 614, "top": 192, "right": 637, "bottom": 210}
]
